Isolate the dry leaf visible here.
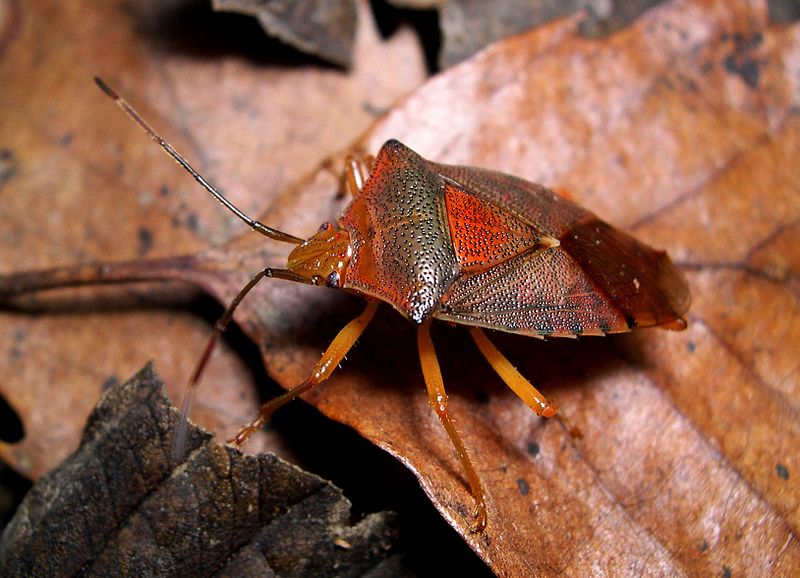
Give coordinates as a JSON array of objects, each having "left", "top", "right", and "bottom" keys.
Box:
[
  {"left": 0, "top": 0, "right": 425, "bottom": 478},
  {"left": 1, "top": 0, "right": 799, "bottom": 576},
  {"left": 0, "top": 363, "right": 404, "bottom": 577},
  {"left": 437, "top": 0, "right": 602, "bottom": 67},
  {"left": 387, "top": 0, "right": 669, "bottom": 68},
  {"left": 212, "top": 0, "right": 357, "bottom": 67}
]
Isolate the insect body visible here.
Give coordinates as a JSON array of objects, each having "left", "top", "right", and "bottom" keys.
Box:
[
  {"left": 319, "top": 139, "right": 688, "bottom": 336},
  {"left": 95, "top": 79, "right": 690, "bottom": 532}
]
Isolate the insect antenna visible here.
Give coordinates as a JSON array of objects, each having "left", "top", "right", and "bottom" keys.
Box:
[
  {"left": 95, "top": 77, "right": 310, "bottom": 458},
  {"left": 94, "top": 77, "right": 304, "bottom": 245}
]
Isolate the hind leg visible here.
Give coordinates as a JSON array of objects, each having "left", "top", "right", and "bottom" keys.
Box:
[{"left": 468, "top": 327, "right": 557, "bottom": 418}]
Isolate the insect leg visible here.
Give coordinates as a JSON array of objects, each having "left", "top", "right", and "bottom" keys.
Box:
[
  {"left": 228, "top": 300, "right": 379, "bottom": 447},
  {"left": 174, "top": 267, "right": 309, "bottom": 457},
  {"left": 417, "top": 321, "right": 487, "bottom": 533},
  {"left": 468, "top": 327, "right": 557, "bottom": 418},
  {"left": 343, "top": 154, "right": 372, "bottom": 197}
]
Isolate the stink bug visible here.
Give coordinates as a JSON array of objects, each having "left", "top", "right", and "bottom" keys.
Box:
[{"left": 95, "top": 78, "right": 690, "bottom": 532}]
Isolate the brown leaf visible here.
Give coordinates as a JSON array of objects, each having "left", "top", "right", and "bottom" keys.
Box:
[
  {"left": 0, "top": 0, "right": 425, "bottom": 478},
  {"left": 160, "top": 1, "right": 800, "bottom": 573},
  {"left": 339, "top": 2, "right": 799, "bottom": 572},
  {"left": 2, "top": 0, "right": 800, "bottom": 576},
  {"left": 0, "top": 363, "right": 404, "bottom": 577}
]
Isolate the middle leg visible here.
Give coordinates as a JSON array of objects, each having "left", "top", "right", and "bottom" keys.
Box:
[{"left": 418, "top": 320, "right": 487, "bottom": 532}]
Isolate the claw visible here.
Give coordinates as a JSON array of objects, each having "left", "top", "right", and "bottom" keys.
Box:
[
  {"left": 227, "top": 417, "right": 264, "bottom": 448},
  {"left": 469, "top": 499, "right": 488, "bottom": 533},
  {"left": 541, "top": 400, "right": 558, "bottom": 418}
]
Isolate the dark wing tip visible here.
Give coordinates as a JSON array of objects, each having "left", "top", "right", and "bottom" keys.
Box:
[
  {"left": 653, "top": 250, "right": 691, "bottom": 330},
  {"left": 560, "top": 218, "right": 691, "bottom": 332}
]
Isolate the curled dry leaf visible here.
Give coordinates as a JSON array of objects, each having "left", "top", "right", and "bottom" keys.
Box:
[
  {"left": 212, "top": 0, "right": 357, "bottom": 67},
  {"left": 0, "top": 363, "right": 403, "bottom": 577},
  {"left": 437, "top": 0, "right": 668, "bottom": 68},
  {"left": 1, "top": 0, "right": 799, "bottom": 575}
]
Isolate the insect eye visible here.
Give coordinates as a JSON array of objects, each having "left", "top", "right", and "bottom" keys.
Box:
[{"left": 325, "top": 271, "right": 341, "bottom": 288}]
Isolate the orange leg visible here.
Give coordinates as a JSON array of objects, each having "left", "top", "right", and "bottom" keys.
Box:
[
  {"left": 229, "top": 300, "right": 379, "bottom": 446},
  {"left": 468, "top": 327, "right": 557, "bottom": 418},
  {"left": 344, "top": 154, "right": 373, "bottom": 197},
  {"left": 418, "top": 321, "right": 487, "bottom": 533},
  {"left": 173, "top": 267, "right": 309, "bottom": 457}
]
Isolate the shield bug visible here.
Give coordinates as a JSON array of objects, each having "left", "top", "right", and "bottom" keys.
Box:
[{"left": 94, "top": 78, "right": 690, "bottom": 532}]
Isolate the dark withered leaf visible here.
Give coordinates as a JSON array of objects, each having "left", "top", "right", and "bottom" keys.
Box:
[
  {"left": 212, "top": 0, "right": 357, "bottom": 67},
  {"left": 385, "top": 0, "right": 442, "bottom": 8},
  {"left": 0, "top": 364, "right": 403, "bottom": 578},
  {"left": 437, "top": 0, "right": 667, "bottom": 68}
]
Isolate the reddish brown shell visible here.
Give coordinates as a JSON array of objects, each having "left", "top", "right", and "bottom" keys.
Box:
[{"left": 339, "top": 140, "right": 690, "bottom": 337}]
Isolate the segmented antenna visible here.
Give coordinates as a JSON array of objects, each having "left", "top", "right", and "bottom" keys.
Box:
[
  {"left": 95, "top": 77, "right": 308, "bottom": 459},
  {"left": 94, "top": 77, "right": 303, "bottom": 245}
]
